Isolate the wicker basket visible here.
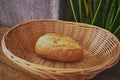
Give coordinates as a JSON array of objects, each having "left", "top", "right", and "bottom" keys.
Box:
[{"left": 1, "top": 20, "right": 120, "bottom": 80}]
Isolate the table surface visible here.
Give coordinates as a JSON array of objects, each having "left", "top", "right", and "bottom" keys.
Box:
[{"left": 0, "top": 26, "right": 120, "bottom": 80}]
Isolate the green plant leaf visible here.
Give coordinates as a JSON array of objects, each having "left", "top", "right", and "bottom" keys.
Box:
[
  {"left": 113, "top": 26, "right": 120, "bottom": 34},
  {"left": 105, "top": 0, "right": 116, "bottom": 30},
  {"left": 70, "top": 0, "right": 77, "bottom": 22},
  {"left": 78, "top": 0, "right": 82, "bottom": 22},
  {"left": 88, "top": 0, "right": 94, "bottom": 22},
  {"left": 93, "top": 0, "right": 101, "bottom": 14},
  {"left": 83, "top": 0, "right": 92, "bottom": 23},
  {"left": 110, "top": 1, "right": 120, "bottom": 33},
  {"left": 113, "top": 25, "right": 120, "bottom": 39},
  {"left": 83, "top": 0, "right": 89, "bottom": 17},
  {"left": 111, "top": 9, "right": 120, "bottom": 35},
  {"left": 69, "top": 0, "right": 120, "bottom": 39},
  {"left": 91, "top": 0, "right": 102, "bottom": 25},
  {"left": 102, "top": 0, "right": 110, "bottom": 28}
]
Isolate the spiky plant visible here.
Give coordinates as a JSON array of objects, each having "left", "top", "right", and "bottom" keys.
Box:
[{"left": 70, "top": 0, "right": 120, "bottom": 39}]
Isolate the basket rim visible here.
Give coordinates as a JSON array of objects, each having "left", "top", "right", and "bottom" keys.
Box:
[
  {"left": 1, "top": 19, "right": 120, "bottom": 73},
  {"left": 4, "top": 19, "right": 120, "bottom": 42}
]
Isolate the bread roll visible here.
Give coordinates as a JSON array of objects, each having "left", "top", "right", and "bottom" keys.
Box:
[{"left": 35, "top": 33, "right": 83, "bottom": 62}]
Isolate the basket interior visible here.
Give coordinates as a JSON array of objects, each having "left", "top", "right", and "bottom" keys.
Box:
[{"left": 4, "top": 20, "right": 119, "bottom": 69}]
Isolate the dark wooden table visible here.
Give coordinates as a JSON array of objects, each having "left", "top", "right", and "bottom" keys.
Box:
[{"left": 0, "top": 26, "right": 120, "bottom": 80}]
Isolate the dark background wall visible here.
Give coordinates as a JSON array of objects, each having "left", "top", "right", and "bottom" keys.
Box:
[
  {"left": 0, "top": 0, "right": 59, "bottom": 27},
  {"left": 0, "top": 0, "right": 74, "bottom": 27},
  {"left": 59, "top": 0, "right": 74, "bottom": 21}
]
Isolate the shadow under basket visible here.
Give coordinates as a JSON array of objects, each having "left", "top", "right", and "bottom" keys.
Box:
[{"left": 1, "top": 20, "right": 120, "bottom": 80}]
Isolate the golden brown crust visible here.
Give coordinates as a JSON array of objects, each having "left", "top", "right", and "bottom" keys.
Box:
[
  {"left": 35, "top": 33, "right": 84, "bottom": 62},
  {"left": 35, "top": 48, "right": 83, "bottom": 62}
]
